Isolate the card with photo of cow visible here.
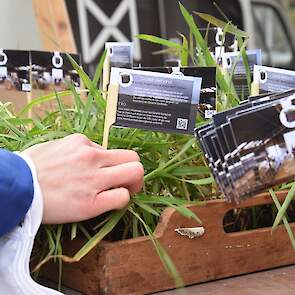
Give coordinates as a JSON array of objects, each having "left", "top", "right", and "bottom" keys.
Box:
[
  {"left": 0, "top": 49, "right": 30, "bottom": 92},
  {"left": 31, "top": 51, "right": 81, "bottom": 91}
]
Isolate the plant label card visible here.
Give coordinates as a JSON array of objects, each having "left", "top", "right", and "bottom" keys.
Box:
[
  {"left": 136, "top": 66, "right": 217, "bottom": 119},
  {"left": 31, "top": 51, "right": 81, "bottom": 92},
  {"left": 222, "top": 49, "right": 262, "bottom": 100},
  {"left": 199, "top": 27, "right": 236, "bottom": 53},
  {"left": 0, "top": 49, "right": 30, "bottom": 92},
  {"left": 109, "top": 67, "right": 202, "bottom": 135},
  {"left": 103, "top": 42, "right": 133, "bottom": 99},
  {"left": 253, "top": 65, "right": 295, "bottom": 94},
  {"left": 0, "top": 49, "right": 31, "bottom": 113},
  {"left": 194, "top": 123, "right": 214, "bottom": 158},
  {"left": 195, "top": 123, "right": 234, "bottom": 201},
  {"left": 105, "top": 42, "right": 133, "bottom": 68}
]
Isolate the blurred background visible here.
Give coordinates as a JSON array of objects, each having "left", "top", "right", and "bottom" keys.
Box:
[{"left": 1, "top": 0, "right": 295, "bottom": 76}]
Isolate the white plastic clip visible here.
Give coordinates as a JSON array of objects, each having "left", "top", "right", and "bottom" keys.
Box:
[
  {"left": 52, "top": 52, "right": 63, "bottom": 68},
  {"left": 0, "top": 49, "right": 8, "bottom": 66},
  {"left": 175, "top": 227, "right": 205, "bottom": 239}
]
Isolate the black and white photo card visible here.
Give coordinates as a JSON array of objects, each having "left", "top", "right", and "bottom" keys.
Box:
[
  {"left": 105, "top": 42, "right": 133, "bottom": 68},
  {"left": 0, "top": 49, "right": 30, "bottom": 92},
  {"left": 31, "top": 51, "right": 81, "bottom": 91}
]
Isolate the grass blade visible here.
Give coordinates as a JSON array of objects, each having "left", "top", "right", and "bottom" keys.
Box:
[
  {"left": 193, "top": 12, "right": 248, "bottom": 38},
  {"left": 128, "top": 207, "right": 184, "bottom": 288},
  {"left": 73, "top": 207, "right": 127, "bottom": 261},
  {"left": 137, "top": 34, "right": 183, "bottom": 49},
  {"left": 273, "top": 183, "right": 295, "bottom": 230},
  {"left": 269, "top": 189, "right": 295, "bottom": 250}
]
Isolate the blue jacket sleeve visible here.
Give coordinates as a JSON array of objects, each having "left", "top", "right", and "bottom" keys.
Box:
[{"left": 0, "top": 149, "right": 34, "bottom": 237}]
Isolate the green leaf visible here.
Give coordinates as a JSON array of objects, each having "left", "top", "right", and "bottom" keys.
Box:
[
  {"left": 185, "top": 177, "right": 215, "bottom": 185},
  {"left": 54, "top": 225, "right": 63, "bottom": 257},
  {"left": 194, "top": 12, "right": 248, "bottom": 38},
  {"left": 171, "top": 166, "right": 211, "bottom": 176},
  {"left": 128, "top": 207, "right": 184, "bottom": 288},
  {"left": 273, "top": 183, "right": 295, "bottom": 230},
  {"left": 237, "top": 36, "right": 252, "bottom": 95},
  {"left": 269, "top": 189, "right": 295, "bottom": 250},
  {"left": 144, "top": 137, "right": 195, "bottom": 181},
  {"left": 66, "top": 53, "right": 106, "bottom": 133},
  {"left": 134, "top": 194, "right": 202, "bottom": 224},
  {"left": 73, "top": 207, "right": 127, "bottom": 261},
  {"left": 71, "top": 223, "right": 78, "bottom": 240},
  {"left": 178, "top": 2, "right": 239, "bottom": 107},
  {"left": 178, "top": 33, "right": 189, "bottom": 66},
  {"left": 0, "top": 117, "right": 25, "bottom": 138},
  {"left": 18, "top": 90, "right": 76, "bottom": 117},
  {"left": 54, "top": 91, "right": 73, "bottom": 132},
  {"left": 133, "top": 200, "right": 160, "bottom": 216},
  {"left": 134, "top": 194, "right": 201, "bottom": 206},
  {"left": 137, "top": 34, "right": 183, "bottom": 49}
]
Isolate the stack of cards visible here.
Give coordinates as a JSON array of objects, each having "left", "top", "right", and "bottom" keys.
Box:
[{"left": 196, "top": 89, "right": 295, "bottom": 203}]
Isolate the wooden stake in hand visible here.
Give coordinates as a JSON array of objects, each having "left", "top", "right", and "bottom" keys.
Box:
[
  {"left": 251, "top": 82, "right": 259, "bottom": 96},
  {"left": 102, "top": 55, "right": 110, "bottom": 100},
  {"left": 102, "top": 83, "right": 119, "bottom": 149}
]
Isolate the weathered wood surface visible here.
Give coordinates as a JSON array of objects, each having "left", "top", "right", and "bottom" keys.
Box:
[
  {"left": 32, "top": 0, "right": 76, "bottom": 52},
  {"left": 43, "top": 265, "right": 295, "bottom": 294},
  {"left": 157, "top": 265, "right": 295, "bottom": 295},
  {"left": 44, "top": 191, "right": 295, "bottom": 295}
]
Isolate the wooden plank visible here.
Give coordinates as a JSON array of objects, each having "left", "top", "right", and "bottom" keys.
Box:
[
  {"left": 42, "top": 265, "right": 295, "bottom": 294},
  {"left": 157, "top": 265, "right": 295, "bottom": 295},
  {"left": 43, "top": 191, "right": 295, "bottom": 295},
  {"left": 31, "top": 0, "right": 76, "bottom": 52}
]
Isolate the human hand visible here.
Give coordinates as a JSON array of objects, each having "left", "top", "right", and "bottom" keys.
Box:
[{"left": 23, "top": 134, "right": 144, "bottom": 224}]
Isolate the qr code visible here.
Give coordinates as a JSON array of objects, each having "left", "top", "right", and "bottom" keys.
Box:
[{"left": 176, "top": 118, "right": 188, "bottom": 130}]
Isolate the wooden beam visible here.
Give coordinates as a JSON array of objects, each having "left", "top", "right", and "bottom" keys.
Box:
[{"left": 31, "top": 0, "right": 76, "bottom": 53}]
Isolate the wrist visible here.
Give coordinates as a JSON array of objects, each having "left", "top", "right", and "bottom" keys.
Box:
[{"left": 17, "top": 152, "right": 44, "bottom": 227}]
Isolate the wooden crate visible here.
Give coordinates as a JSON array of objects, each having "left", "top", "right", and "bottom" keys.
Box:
[{"left": 43, "top": 191, "right": 295, "bottom": 295}]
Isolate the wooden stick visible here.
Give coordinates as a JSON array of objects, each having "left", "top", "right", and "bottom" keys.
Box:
[
  {"left": 102, "top": 55, "right": 110, "bottom": 100},
  {"left": 26, "top": 91, "right": 33, "bottom": 119},
  {"left": 102, "top": 84, "right": 119, "bottom": 149},
  {"left": 251, "top": 82, "right": 259, "bottom": 96}
]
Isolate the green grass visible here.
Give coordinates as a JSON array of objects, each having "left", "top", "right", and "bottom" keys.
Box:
[{"left": 1, "top": 2, "right": 295, "bottom": 290}]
